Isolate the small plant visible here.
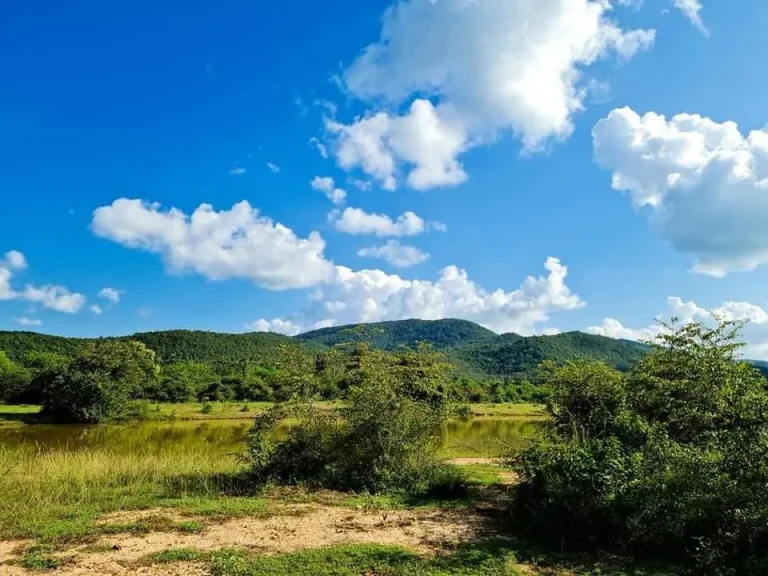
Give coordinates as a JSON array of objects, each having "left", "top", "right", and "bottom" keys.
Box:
[
  {"left": 151, "top": 547, "right": 205, "bottom": 564},
  {"left": 20, "top": 545, "right": 61, "bottom": 571},
  {"left": 454, "top": 404, "right": 472, "bottom": 421},
  {"left": 200, "top": 402, "right": 214, "bottom": 415},
  {"left": 239, "top": 404, "right": 249, "bottom": 413}
]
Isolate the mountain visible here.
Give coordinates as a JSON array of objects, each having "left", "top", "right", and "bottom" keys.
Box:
[
  {"left": 297, "top": 319, "right": 498, "bottom": 350},
  {"left": 0, "top": 319, "right": 650, "bottom": 378},
  {"left": 0, "top": 329, "right": 304, "bottom": 367},
  {"left": 453, "top": 331, "right": 649, "bottom": 377}
]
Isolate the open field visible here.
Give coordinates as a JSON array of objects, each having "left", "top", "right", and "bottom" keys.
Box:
[{"left": 0, "top": 451, "right": 672, "bottom": 575}]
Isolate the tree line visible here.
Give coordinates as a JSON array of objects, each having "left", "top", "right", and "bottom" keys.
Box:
[{"left": 0, "top": 339, "right": 547, "bottom": 423}]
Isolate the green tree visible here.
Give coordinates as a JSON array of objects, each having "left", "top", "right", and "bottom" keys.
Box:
[
  {"left": 40, "top": 340, "right": 159, "bottom": 422},
  {"left": 0, "top": 350, "right": 31, "bottom": 403},
  {"left": 248, "top": 342, "right": 456, "bottom": 495},
  {"left": 512, "top": 320, "right": 768, "bottom": 574}
]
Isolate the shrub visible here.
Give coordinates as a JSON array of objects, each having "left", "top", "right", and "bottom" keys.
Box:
[
  {"left": 512, "top": 320, "right": 768, "bottom": 574},
  {"left": 40, "top": 340, "right": 158, "bottom": 423},
  {"left": 247, "top": 344, "right": 454, "bottom": 495}
]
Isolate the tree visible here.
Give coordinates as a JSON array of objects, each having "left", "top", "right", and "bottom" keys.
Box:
[
  {"left": 0, "top": 351, "right": 30, "bottom": 403},
  {"left": 512, "top": 320, "right": 768, "bottom": 574},
  {"left": 40, "top": 340, "right": 158, "bottom": 423},
  {"left": 247, "top": 342, "right": 456, "bottom": 495}
]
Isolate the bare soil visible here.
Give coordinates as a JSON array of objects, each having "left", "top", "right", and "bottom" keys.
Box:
[{"left": 1, "top": 504, "right": 495, "bottom": 575}]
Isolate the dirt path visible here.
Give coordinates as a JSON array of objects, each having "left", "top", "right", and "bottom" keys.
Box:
[{"left": 1, "top": 504, "right": 496, "bottom": 575}]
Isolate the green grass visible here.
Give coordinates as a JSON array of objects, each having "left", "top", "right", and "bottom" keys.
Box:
[
  {"left": 150, "top": 547, "right": 207, "bottom": 563},
  {"left": 205, "top": 542, "right": 678, "bottom": 576},
  {"left": 0, "top": 401, "right": 544, "bottom": 423},
  {"left": 0, "top": 443, "right": 249, "bottom": 540},
  {"left": 208, "top": 542, "right": 528, "bottom": 576},
  {"left": 19, "top": 544, "right": 62, "bottom": 571}
]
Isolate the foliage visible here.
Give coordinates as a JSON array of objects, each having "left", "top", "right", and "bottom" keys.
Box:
[
  {"left": 512, "top": 320, "right": 768, "bottom": 575},
  {"left": 247, "top": 344, "right": 456, "bottom": 495},
  {"left": 40, "top": 340, "right": 159, "bottom": 422},
  {"left": 297, "top": 318, "right": 498, "bottom": 350},
  {"left": 208, "top": 542, "right": 528, "bottom": 576},
  {"left": 0, "top": 350, "right": 31, "bottom": 403}
]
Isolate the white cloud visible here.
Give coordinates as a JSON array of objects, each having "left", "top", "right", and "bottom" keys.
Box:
[
  {"left": 0, "top": 251, "right": 26, "bottom": 300},
  {"left": 99, "top": 287, "right": 123, "bottom": 303},
  {"left": 329, "top": 0, "right": 655, "bottom": 189},
  {"left": 246, "top": 318, "right": 302, "bottom": 336},
  {"left": 351, "top": 179, "right": 372, "bottom": 192},
  {"left": 304, "top": 257, "right": 584, "bottom": 335},
  {"left": 593, "top": 107, "right": 768, "bottom": 277},
  {"left": 358, "top": 240, "right": 430, "bottom": 268},
  {"left": 672, "top": 0, "right": 708, "bottom": 35},
  {"left": 326, "top": 100, "right": 468, "bottom": 190},
  {"left": 309, "top": 137, "right": 329, "bottom": 159},
  {"left": 587, "top": 297, "right": 768, "bottom": 343},
  {"left": 332, "top": 207, "right": 440, "bottom": 237},
  {"left": 22, "top": 285, "right": 86, "bottom": 314},
  {"left": 14, "top": 317, "right": 42, "bottom": 327},
  {"left": 310, "top": 176, "right": 347, "bottom": 205},
  {"left": 91, "top": 199, "right": 334, "bottom": 290},
  {"left": 90, "top": 304, "right": 103, "bottom": 315},
  {"left": 266, "top": 162, "right": 281, "bottom": 173},
  {"left": 0, "top": 250, "right": 85, "bottom": 312},
  {"left": 229, "top": 167, "right": 247, "bottom": 176}
]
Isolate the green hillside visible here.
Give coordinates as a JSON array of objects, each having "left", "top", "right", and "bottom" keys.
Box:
[
  {"left": 297, "top": 318, "right": 497, "bottom": 350},
  {"left": 0, "top": 319, "right": 649, "bottom": 378},
  {"left": 0, "top": 330, "right": 307, "bottom": 368},
  {"left": 454, "top": 331, "right": 649, "bottom": 376}
]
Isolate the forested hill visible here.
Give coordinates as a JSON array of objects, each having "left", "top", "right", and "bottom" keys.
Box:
[
  {"left": 0, "top": 318, "right": 652, "bottom": 377},
  {"left": 296, "top": 319, "right": 498, "bottom": 350}
]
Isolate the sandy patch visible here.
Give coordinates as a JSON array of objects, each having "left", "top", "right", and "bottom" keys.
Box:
[
  {"left": 446, "top": 457, "right": 503, "bottom": 465},
  {"left": 2, "top": 504, "right": 493, "bottom": 575}
]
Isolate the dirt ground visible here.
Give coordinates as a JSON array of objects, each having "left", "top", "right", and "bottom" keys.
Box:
[{"left": 0, "top": 503, "right": 497, "bottom": 575}]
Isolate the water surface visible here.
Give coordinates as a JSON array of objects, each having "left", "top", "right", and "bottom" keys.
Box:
[{"left": 0, "top": 416, "right": 544, "bottom": 458}]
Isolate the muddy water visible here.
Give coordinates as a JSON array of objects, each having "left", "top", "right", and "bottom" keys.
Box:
[{"left": 0, "top": 416, "right": 544, "bottom": 458}]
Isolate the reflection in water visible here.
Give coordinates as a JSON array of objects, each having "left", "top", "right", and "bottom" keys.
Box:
[{"left": 0, "top": 417, "right": 545, "bottom": 458}]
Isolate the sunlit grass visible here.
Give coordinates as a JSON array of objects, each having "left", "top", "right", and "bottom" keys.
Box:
[{"left": 0, "top": 444, "right": 249, "bottom": 539}]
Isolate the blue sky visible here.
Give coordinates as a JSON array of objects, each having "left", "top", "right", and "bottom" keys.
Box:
[{"left": 3, "top": 0, "right": 768, "bottom": 356}]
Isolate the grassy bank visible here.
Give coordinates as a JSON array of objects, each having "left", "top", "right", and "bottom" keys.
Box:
[{"left": 0, "top": 401, "right": 546, "bottom": 425}]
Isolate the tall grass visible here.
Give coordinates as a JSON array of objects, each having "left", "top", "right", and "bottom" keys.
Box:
[{"left": 0, "top": 444, "right": 248, "bottom": 539}]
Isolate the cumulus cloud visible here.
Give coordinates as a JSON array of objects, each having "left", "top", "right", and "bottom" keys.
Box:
[
  {"left": 587, "top": 296, "right": 768, "bottom": 343},
  {"left": 14, "top": 317, "right": 42, "bottom": 327},
  {"left": 326, "top": 100, "right": 468, "bottom": 190},
  {"left": 99, "top": 288, "right": 123, "bottom": 303},
  {"left": 91, "top": 199, "right": 334, "bottom": 290},
  {"left": 22, "top": 285, "right": 86, "bottom": 313},
  {"left": 0, "top": 250, "right": 85, "bottom": 312},
  {"left": 327, "top": 0, "right": 654, "bottom": 189},
  {"left": 593, "top": 107, "right": 768, "bottom": 276},
  {"left": 672, "top": 0, "right": 708, "bottom": 35},
  {"left": 358, "top": 240, "right": 429, "bottom": 268},
  {"left": 302, "top": 257, "right": 584, "bottom": 335},
  {"left": 245, "top": 318, "right": 302, "bottom": 336},
  {"left": 332, "top": 207, "right": 437, "bottom": 237},
  {"left": 0, "top": 251, "right": 26, "bottom": 300},
  {"left": 90, "top": 304, "right": 103, "bottom": 315},
  {"left": 229, "top": 167, "right": 247, "bottom": 176},
  {"left": 331, "top": 207, "right": 446, "bottom": 237},
  {"left": 311, "top": 176, "right": 347, "bottom": 205},
  {"left": 266, "top": 162, "right": 281, "bottom": 173}
]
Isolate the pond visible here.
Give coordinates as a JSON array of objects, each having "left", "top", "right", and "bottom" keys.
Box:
[{"left": 0, "top": 416, "right": 545, "bottom": 459}]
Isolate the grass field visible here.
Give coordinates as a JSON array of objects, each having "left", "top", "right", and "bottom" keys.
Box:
[{"left": 0, "top": 401, "right": 546, "bottom": 425}]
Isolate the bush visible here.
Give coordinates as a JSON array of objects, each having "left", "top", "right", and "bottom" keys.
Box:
[
  {"left": 512, "top": 320, "right": 768, "bottom": 574},
  {"left": 40, "top": 340, "right": 158, "bottom": 423},
  {"left": 247, "top": 344, "right": 454, "bottom": 495}
]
